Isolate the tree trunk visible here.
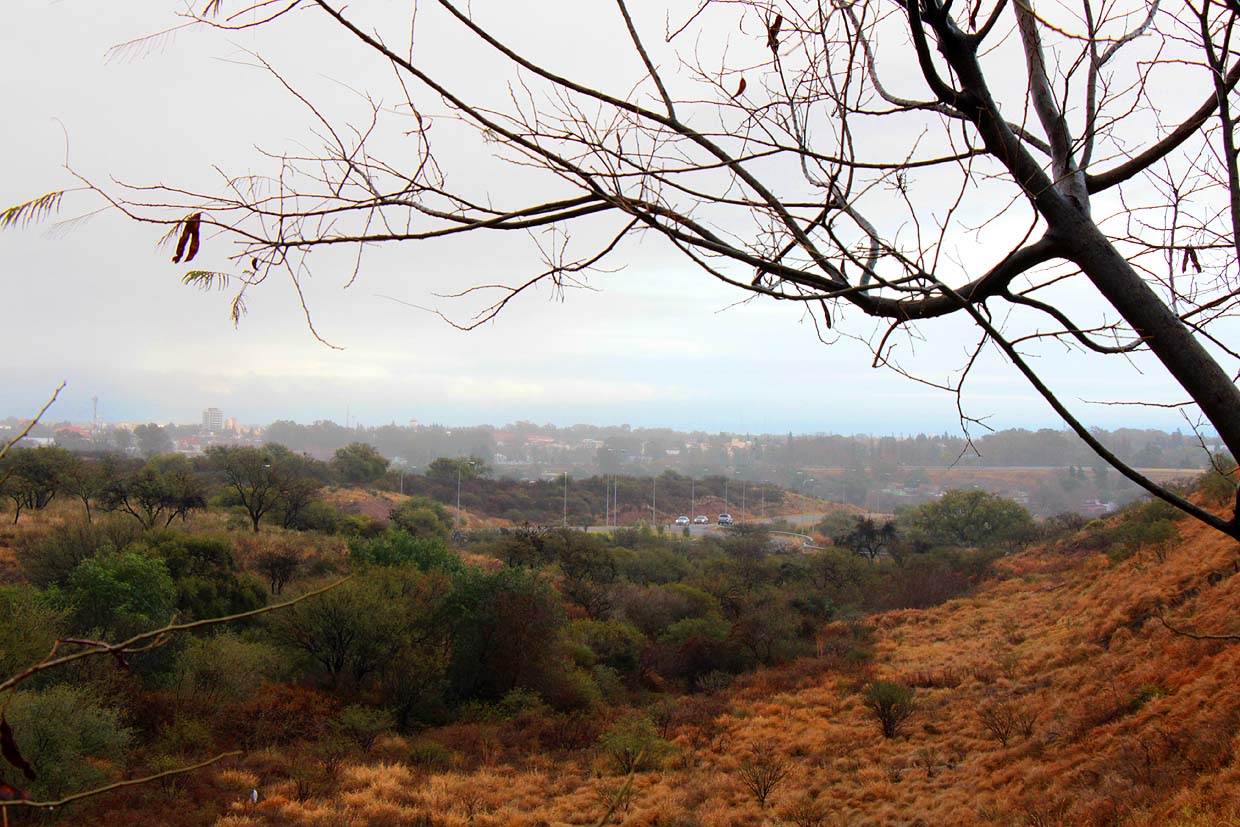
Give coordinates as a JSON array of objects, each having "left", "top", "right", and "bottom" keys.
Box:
[{"left": 1067, "top": 224, "right": 1240, "bottom": 478}]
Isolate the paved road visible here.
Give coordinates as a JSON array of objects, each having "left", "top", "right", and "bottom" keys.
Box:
[
  {"left": 584, "top": 512, "right": 841, "bottom": 538},
  {"left": 584, "top": 522, "right": 722, "bottom": 538}
]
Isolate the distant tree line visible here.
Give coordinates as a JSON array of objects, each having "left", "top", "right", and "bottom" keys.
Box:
[{"left": 7, "top": 415, "right": 1216, "bottom": 484}]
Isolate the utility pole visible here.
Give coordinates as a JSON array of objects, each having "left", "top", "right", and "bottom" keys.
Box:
[
  {"left": 691, "top": 478, "right": 695, "bottom": 523},
  {"left": 563, "top": 470, "right": 568, "bottom": 527}
]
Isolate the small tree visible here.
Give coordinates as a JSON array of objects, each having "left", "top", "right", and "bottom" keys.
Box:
[
  {"left": 132, "top": 423, "right": 173, "bottom": 457},
  {"left": 331, "top": 443, "right": 390, "bottom": 485},
  {"left": 60, "top": 454, "right": 108, "bottom": 523},
  {"left": 272, "top": 467, "right": 326, "bottom": 530},
  {"left": 833, "top": 516, "right": 899, "bottom": 561},
  {"left": 862, "top": 680, "right": 916, "bottom": 739},
  {"left": 389, "top": 496, "right": 452, "bottom": 542},
  {"left": 253, "top": 541, "right": 304, "bottom": 595},
  {"left": 905, "top": 490, "right": 1035, "bottom": 551},
  {"left": 101, "top": 454, "right": 207, "bottom": 529},
  {"left": 427, "top": 456, "right": 492, "bottom": 481},
  {"left": 0, "top": 446, "right": 74, "bottom": 523},
  {"left": 209, "top": 444, "right": 313, "bottom": 532}
]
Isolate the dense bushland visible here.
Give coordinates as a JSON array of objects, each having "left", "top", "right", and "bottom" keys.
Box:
[{"left": 7, "top": 447, "right": 1234, "bottom": 827}]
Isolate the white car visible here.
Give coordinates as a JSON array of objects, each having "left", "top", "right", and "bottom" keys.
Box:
[
  {"left": 693, "top": 515, "right": 709, "bottom": 524},
  {"left": 717, "top": 513, "right": 734, "bottom": 526},
  {"left": 675, "top": 515, "right": 690, "bottom": 526}
]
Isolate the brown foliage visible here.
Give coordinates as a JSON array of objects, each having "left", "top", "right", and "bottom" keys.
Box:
[{"left": 225, "top": 684, "right": 339, "bottom": 748}]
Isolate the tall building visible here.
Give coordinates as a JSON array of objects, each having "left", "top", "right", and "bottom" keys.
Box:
[{"left": 202, "top": 407, "right": 224, "bottom": 433}]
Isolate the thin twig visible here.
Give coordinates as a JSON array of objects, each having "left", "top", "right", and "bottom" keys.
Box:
[
  {"left": 1156, "top": 611, "right": 1240, "bottom": 642},
  {"left": 6, "top": 751, "right": 243, "bottom": 810},
  {"left": 0, "top": 575, "right": 352, "bottom": 694}
]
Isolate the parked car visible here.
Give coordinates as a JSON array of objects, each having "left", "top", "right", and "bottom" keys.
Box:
[
  {"left": 717, "top": 513, "right": 734, "bottom": 526},
  {"left": 693, "top": 515, "right": 709, "bottom": 524},
  {"left": 675, "top": 515, "right": 690, "bottom": 526}
]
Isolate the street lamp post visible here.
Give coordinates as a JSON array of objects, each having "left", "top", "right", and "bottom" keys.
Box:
[
  {"left": 690, "top": 478, "right": 695, "bottom": 523},
  {"left": 563, "top": 470, "right": 568, "bottom": 527},
  {"left": 651, "top": 475, "right": 656, "bottom": 527}
]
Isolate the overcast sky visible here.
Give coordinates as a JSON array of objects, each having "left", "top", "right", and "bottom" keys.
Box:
[{"left": 0, "top": 2, "right": 1218, "bottom": 435}]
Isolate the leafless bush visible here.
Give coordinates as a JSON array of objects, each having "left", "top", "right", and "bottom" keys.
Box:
[
  {"left": 781, "top": 795, "right": 831, "bottom": 827},
  {"left": 737, "top": 742, "right": 791, "bottom": 808}
]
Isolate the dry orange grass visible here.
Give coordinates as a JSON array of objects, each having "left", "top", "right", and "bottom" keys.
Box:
[
  {"left": 323, "top": 487, "right": 514, "bottom": 529},
  {"left": 208, "top": 507, "right": 1238, "bottom": 827},
  {"left": 31, "top": 499, "right": 1240, "bottom": 827}
]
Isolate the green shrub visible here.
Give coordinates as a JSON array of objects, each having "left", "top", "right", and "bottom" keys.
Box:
[
  {"left": 15, "top": 518, "right": 141, "bottom": 588},
  {"left": 172, "top": 632, "right": 285, "bottom": 708},
  {"left": 289, "top": 499, "right": 342, "bottom": 533},
  {"left": 340, "top": 514, "right": 388, "bottom": 538},
  {"left": 350, "top": 531, "right": 461, "bottom": 572},
  {"left": 569, "top": 619, "right": 647, "bottom": 675},
  {"left": 659, "top": 615, "right": 730, "bottom": 645},
  {"left": 64, "top": 551, "right": 175, "bottom": 635},
  {"left": 1195, "top": 463, "right": 1237, "bottom": 506},
  {"left": 141, "top": 532, "right": 268, "bottom": 619},
  {"left": 445, "top": 566, "right": 568, "bottom": 706},
  {"left": 407, "top": 739, "right": 455, "bottom": 770},
  {"left": 336, "top": 705, "right": 395, "bottom": 750},
  {"left": 3, "top": 685, "right": 133, "bottom": 800},
  {"left": 903, "top": 489, "right": 1035, "bottom": 550},
  {"left": 389, "top": 497, "right": 451, "bottom": 542},
  {"left": 1128, "top": 683, "right": 1169, "bottom": 712},
  {"left": 598, "top": 713, "right": 672, "bottom": 774},
  {"left": 157, "top": 715, "right": 215, "bottom": 757},
  {"left": 0, "top": 585, "right": 66, "bottom": 677},
  {"left": 862, "top": 680, "right": 916, "bottom": 738}
]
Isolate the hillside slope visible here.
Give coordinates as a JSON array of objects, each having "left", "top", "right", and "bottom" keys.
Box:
[{"left": 161, "top": 511, "right": 1240, "bottom": 826}]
